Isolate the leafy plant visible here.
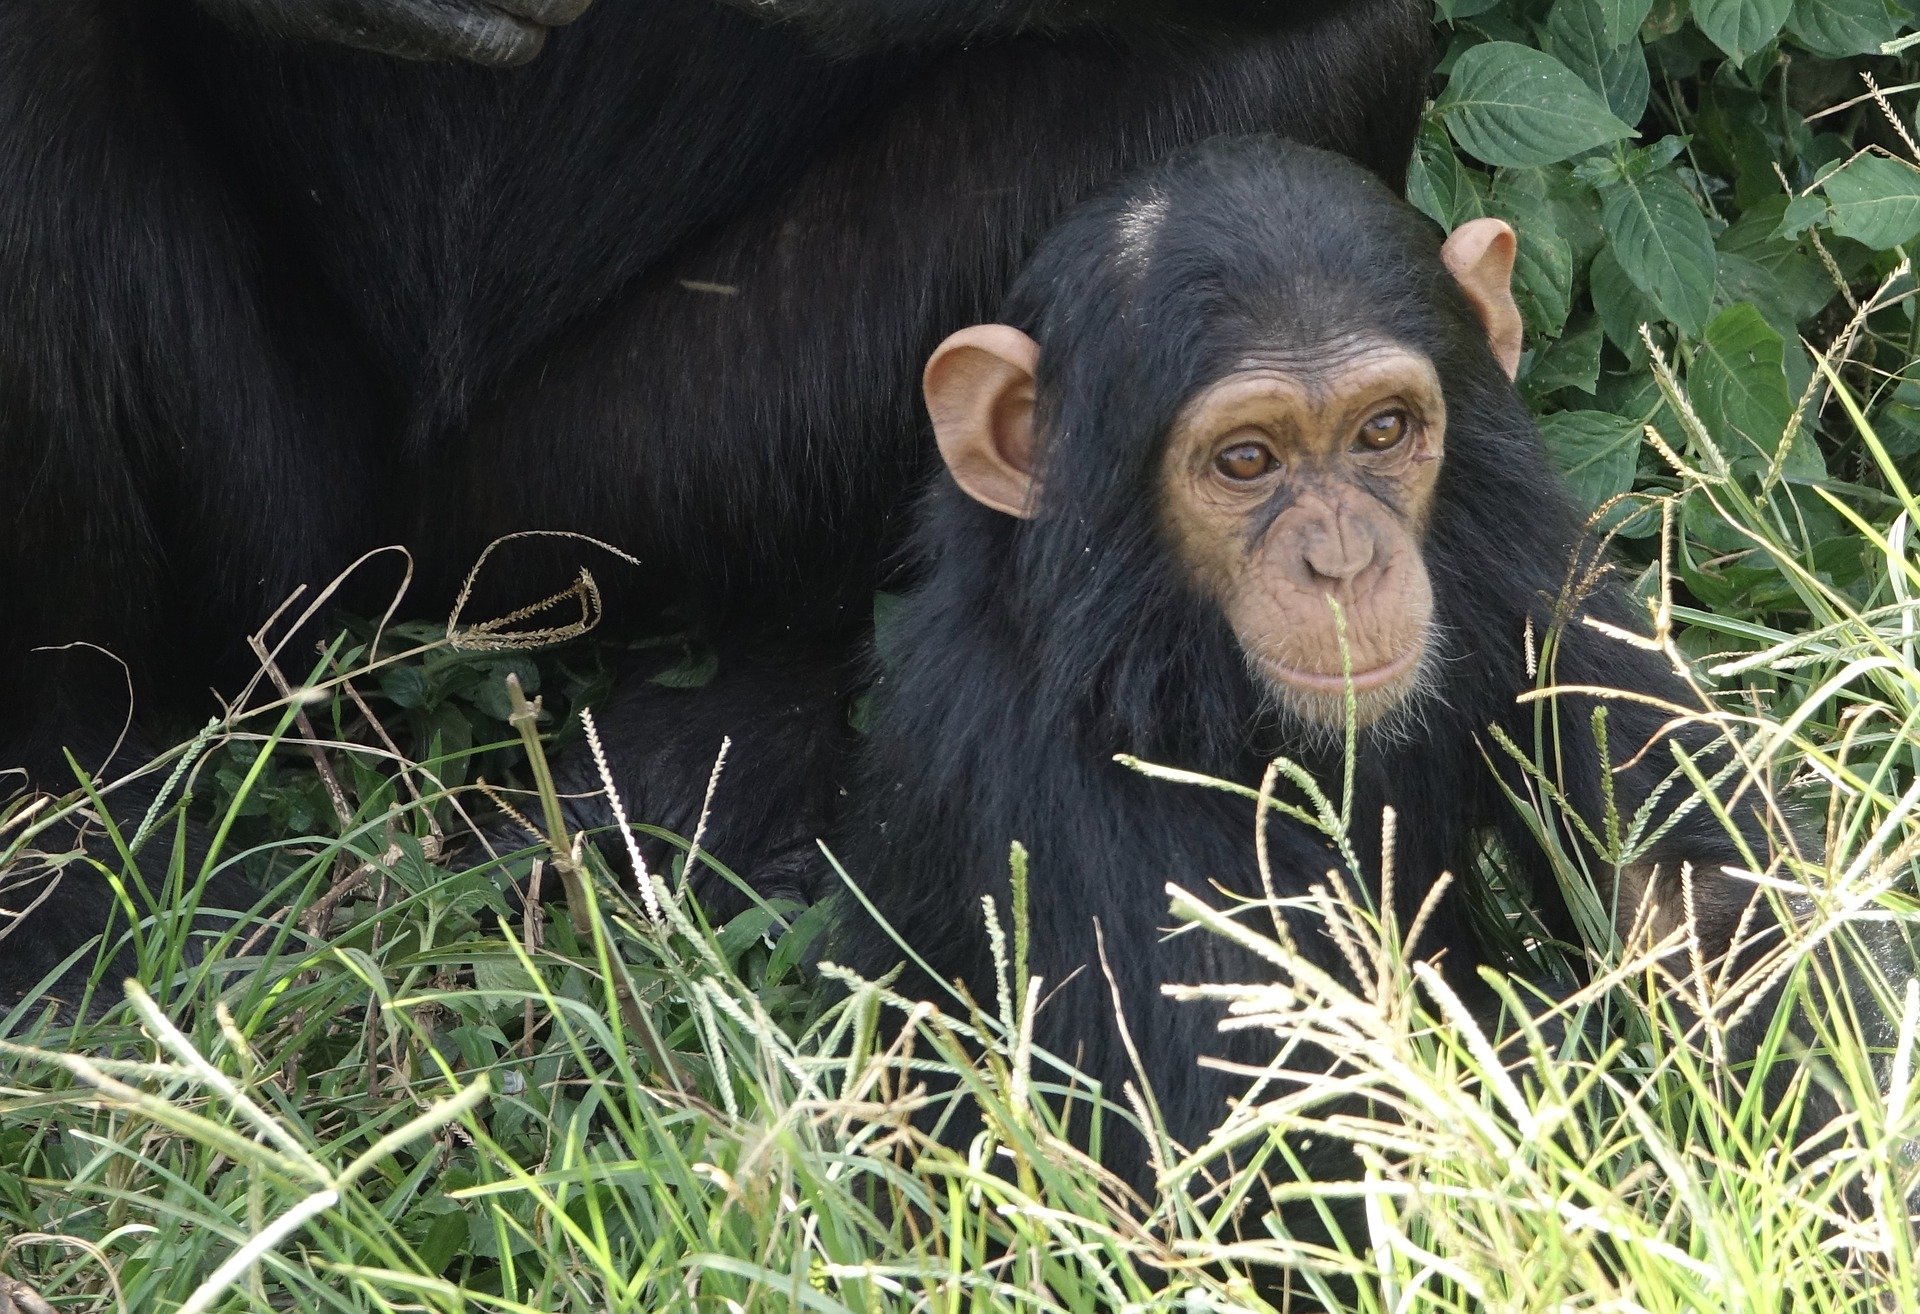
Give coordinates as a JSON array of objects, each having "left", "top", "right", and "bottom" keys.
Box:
[{"left": 1421, "top": 0, "right": 1920, "bottom": 625}]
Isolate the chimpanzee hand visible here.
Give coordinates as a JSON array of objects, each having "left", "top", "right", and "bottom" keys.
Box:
[{"left": 194, "top": 0, "right": 591, "bottom": 67}]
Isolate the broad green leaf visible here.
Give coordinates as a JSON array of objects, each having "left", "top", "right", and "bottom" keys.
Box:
[
  {"left": 1692, "top": 0, "right": 1793, "bottom": 61},
  {"left": 380, "top": 665, "right": 432, "bottom": 709},
  {"left": 1589, "top": 246, "right": 1661, "bottom": 356},
  {"left": 1492, "top": 168, "right": 1575, "bottom": 336},
  {"left": 483, "top": 655, "right": 540, "bottom": 695},
  {"left": 1600, "top": 168, "right": 1717, "bottom": 335},
  {"left": 1717, "top": 202, "right": 1837, "bottom": 328},
  {"left": 1714, "top": 252, "right": 1808, "bottom": 339},
  {"left": 1546, "top": 0, "right": 1652, "bottom": 124},
  {"left": 1546, "top": 166, "right": 1608, "bottom": 266},
  {"left": 1773, "top": 193, "right": 1832, "bottom": 240},
  {"left": 1690, "top": 304, "right": 1795, "bottom": 465},
  {"left": 1539, "top": 410, "right": 1642, "bottom": 515},
  {"left": 1599, "top": 0, "right": 1656, "bottom": 45},
  {"left": 1524, "top": 317, "right": 1605, "bottom": 397},
  {"left": 1821, "top": 153, "right": 1920, "bottom": 248},
  {"left": 473, "top": 661, "right": 541, "bottom": 722},
  {"left": 1620, "top": 135, "right": 1689, "bottom": 179},
  {"left": 1785, "top": 0, "right": 1902, "bottom": 57},
  {"left": 1408, "top": 124, "right": 1491, "bottom": 228},
  {"left": 1433, "top": 42, "right": 1637, "bottom": 167},
  {"left": 1697, "top": 85, "right": 1789, "bottom": 212},
  {"left": 472, "top": 951, "right": 528, "bottom": 994}
]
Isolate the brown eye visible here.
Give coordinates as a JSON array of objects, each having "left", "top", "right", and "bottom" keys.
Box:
[
  {"left": 1214, "top": 442, "right": 1277, "bottom": 481},
  {"left": 1356, "top": 410, "right": 1410, "bottom": 452}
]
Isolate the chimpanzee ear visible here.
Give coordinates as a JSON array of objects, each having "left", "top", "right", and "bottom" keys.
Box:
[
  {"left": 923, "top": 324, "right": 1043, "bottom": 519},
  {"left": 1441, "top": 217, "right": 1523, "bottom": 380}
]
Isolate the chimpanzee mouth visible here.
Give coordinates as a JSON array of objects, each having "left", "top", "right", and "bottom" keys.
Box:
[{"left": 1258, "top": 644, "right": 1423, "bottom": 696}]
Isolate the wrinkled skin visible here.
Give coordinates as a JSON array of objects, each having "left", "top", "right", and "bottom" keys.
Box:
[{"left": 193, "top": 0, "right": 591, "bottom": 65}]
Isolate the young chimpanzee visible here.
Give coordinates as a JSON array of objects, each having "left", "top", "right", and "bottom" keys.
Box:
[{"left": 837, "top": 137, "right": 1792, "bottom": 1210}]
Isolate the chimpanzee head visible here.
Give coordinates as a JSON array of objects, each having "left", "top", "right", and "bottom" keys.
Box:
[{"left": 919, "top": 136, "right": 1525, "bottom": 743}]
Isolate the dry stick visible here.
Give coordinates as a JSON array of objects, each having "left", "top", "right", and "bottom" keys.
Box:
[
  {"left": 235, "top": 840, "right": 402, "bottom": 960},
  {"left": 521, "top": 858, "right": 547, "bottom": 1062},
  {"left": 361, "top": 812, "right": 398, "bottom": 1103},
  {"left": 27, "top": 640, "right": 138, "bottom": 785},
  {"left": 340, "top": 676, "right": 428, "bottom": 809},
  {"left": 247, "top": 634, "right": 354, "bottom": 834},
  {"left": 226, "top": 543, "right": 416, "bottom": 723}
]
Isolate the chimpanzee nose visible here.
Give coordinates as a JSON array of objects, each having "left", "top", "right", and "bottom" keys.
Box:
[{"left": 1300, "top": 514, "right": 1377, "bottom": 585}]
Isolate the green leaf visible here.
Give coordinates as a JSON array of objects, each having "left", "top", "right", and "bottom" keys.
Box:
[
  {"left": 1408, "top": 124, "right": 1491, "bottom": 228},
  {"left": 1691, "top": 0, "right": 1793, "bottom": 61},
  {"left": 1620, "top": 135, "right": 1689, "bottom": 180},
  {"left": 1524, "top": 317, "right": 1606, "bottom": 397},
  {"left": 1784, "top": 0, "right": 1902, "bottom": 57},
  {"left": 1492, "top": 169, "right": 1575, "bottom": 336},
  {"left": 472, "top": 950, "right": 528, "bottom": 994},
  {"left": 1690, "top": 304, "right": 1795, "bottom": 464},
  {"left": 1546, "top": 0, "right": 1652, "bottom": 124},
  {"left": 379, "top": 666, "right": 432, "bottom": 710},
  {"left": 1821, "top": 153, "right": 1920, "bottom": 249},
  {"left": 1599, "top": 0, "right": 1656, "bottom": 44},
  {"left": 1545, "top": 167, "right": 1608, "bottom": 266},
  {"left": 1539, "top": 410, "right": 1643, "bottom": 515},
  {"left": 473, "top": 669, "right": 542, "bottom": 723},
  {"left": 1590, "top": 246, "right": 1662, "bottom": 356},
  {"left": 1433, "top": 42, "right": 1637, "bottom": 167},
  {"left": 1773, "top": 193, "right": 1832, "bottom": 240},
  {"left": 1715, "top": 204, "right": 1836, "bottom": 331},
  {"left": 651, "top": 647, "right": 720, "bottom": 689},
  {"left": 1599, "top": 168, "right": 1717, "bottom": 335},
  {"left": 873, "top": 589, "right": 910, "bottom": 670},
  {"left": 484, "top": 655, "right": 540, "bottom": 696}
]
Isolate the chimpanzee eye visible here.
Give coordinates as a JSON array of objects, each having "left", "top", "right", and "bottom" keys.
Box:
[
  {"left": 1214, "top": 442, "right": 1278, "bottom": 481},
  {"left": 1356, "top": 409, "right": 1410, "bottom": 451}
]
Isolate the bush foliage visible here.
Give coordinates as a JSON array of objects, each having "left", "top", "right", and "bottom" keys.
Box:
[{"left": 1425, "top": 0, "right": 1920, "bottom": 624}]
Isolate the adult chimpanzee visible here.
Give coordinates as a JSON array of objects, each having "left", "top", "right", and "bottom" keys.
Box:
[
  {"left": 838, "top": 137, "right": 1804, "bottom": 1221},
  {"left": 0, "top": 0, "right": 1432, "bottom": 1000}
]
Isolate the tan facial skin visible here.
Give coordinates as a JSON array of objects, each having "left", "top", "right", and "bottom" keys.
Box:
[
  {"left": 1162, "top": 345, "right": 1446, "bottom": 728},
  {"left": 923, "top": 216, "right": 1523, "bottom": 731}
]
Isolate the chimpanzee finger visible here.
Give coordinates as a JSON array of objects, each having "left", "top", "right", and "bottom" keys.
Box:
[
  {"left": 197, "top": 0, "right": 542, "bottom": 62},
  {"left": 487, "top": 0, "right": 594, "bottom": 25},
  {"left": 326, "top": 0, "right": 549, "bottom": 66}
]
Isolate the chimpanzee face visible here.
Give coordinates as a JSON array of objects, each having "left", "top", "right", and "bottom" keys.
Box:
[
  {"left": 919, "top": 215, "right": 1520, "bottom": 735},
  {"left": 1157, "top": 341, "right": 1446, "bottom": 729}
]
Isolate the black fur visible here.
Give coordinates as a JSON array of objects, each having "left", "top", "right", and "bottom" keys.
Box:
[
  {"left": 836, "top": 137, "right": 1758, "bottom": 1215},
  {"left": 714, "top": 0, "right": 1371, "bottom": 51},
  {"left": 0, "top": 0, "right": 1430, "bottom": 1002}
]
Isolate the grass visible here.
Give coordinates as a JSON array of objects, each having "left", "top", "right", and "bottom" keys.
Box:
[{"left": 3, "top": 342, "right": 1920, "bottom": 1314}]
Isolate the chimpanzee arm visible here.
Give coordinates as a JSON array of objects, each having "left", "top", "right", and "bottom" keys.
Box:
[
  {"left": 191, "top": 0, "right": 589, "bottom": 66},
  {"left": 199, "top": 0, "right": 1382, "bottom": 64},
  {"left": 1533, "top": 606, "right": 1920, "bottom": 1144},
  {"left": 717, "top": 0, "right": 1377, "bottom": 50}
]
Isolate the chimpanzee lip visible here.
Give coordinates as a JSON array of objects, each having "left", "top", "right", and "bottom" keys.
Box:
[{"left": 1260, "top": 645, "right": 1421, "bottom": 695}]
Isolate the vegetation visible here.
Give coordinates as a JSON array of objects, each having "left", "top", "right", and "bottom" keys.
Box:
[{"left": 6, "top": 1, "right": 1920, "bottom": 1308}]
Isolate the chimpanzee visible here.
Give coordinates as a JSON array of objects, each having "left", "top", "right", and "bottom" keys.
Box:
[
  {"left": 0, "top": 0, "right": 1432, "bottom": 1001},
  {"left": 837, "top": 136, "right": 1802, "bottom": 1222}
]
